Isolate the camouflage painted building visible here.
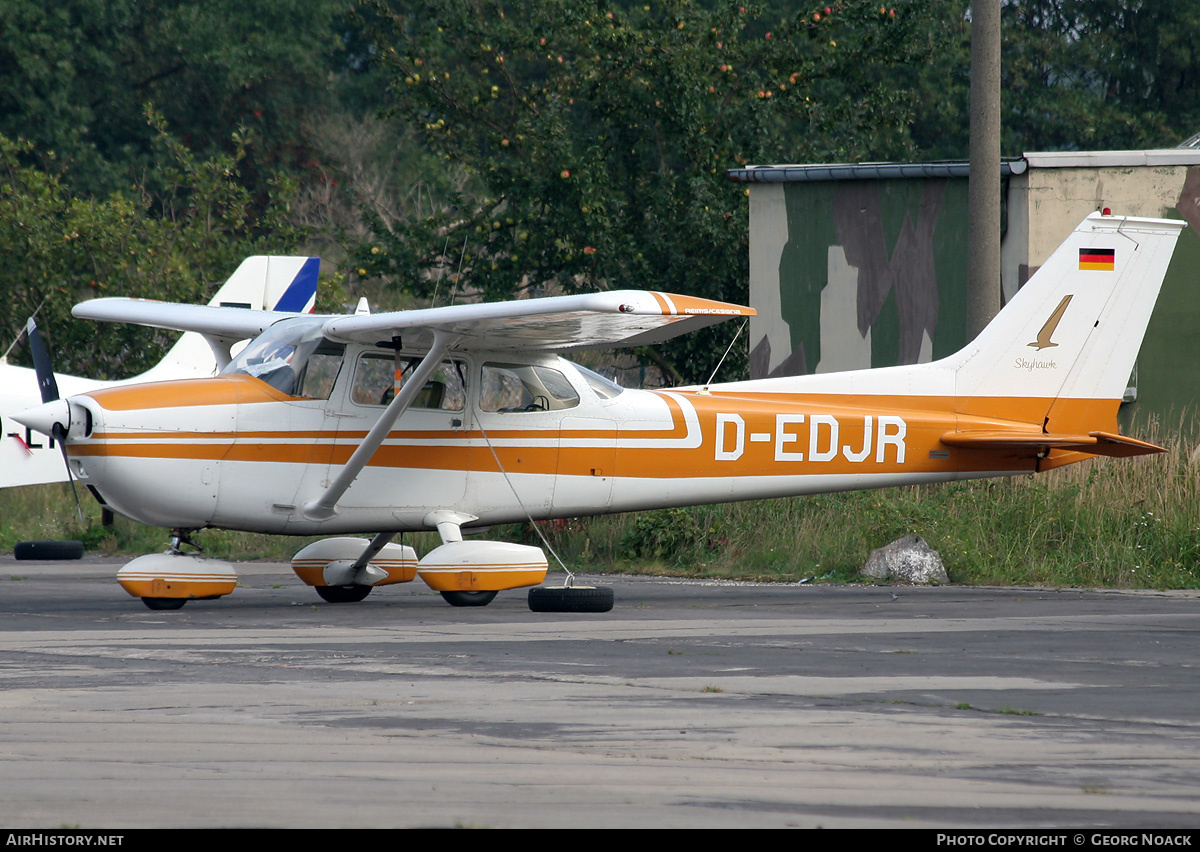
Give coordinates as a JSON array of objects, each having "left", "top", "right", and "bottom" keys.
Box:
[{"left": 729, "top": 150, "right": 1200, "bottom": 421}]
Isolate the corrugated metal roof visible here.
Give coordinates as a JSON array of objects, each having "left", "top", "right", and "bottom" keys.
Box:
[
  {"left": 728, "top": 149, "right": 1200, "bottom": 183},
  {"left": 727, "top": 159, "right": 1028, "bottom": 183}
]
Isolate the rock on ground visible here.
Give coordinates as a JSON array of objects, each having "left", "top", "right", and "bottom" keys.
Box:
[{"left": 861, "top": 534, "right": 949, "bottom": 585}]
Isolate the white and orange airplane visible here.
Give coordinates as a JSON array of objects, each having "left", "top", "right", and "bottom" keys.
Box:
[{"left": 15, "top": 213, "right": 1183, "bottom": 612}]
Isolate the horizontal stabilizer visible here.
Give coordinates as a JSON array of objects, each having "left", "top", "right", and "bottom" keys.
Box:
[{"left": 940, "top": 430, "right": 1166, "bottom": 457}]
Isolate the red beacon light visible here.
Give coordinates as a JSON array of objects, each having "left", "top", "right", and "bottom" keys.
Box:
[{"left": 1102, "top": 207, "right": 1112, "bottom": 216}]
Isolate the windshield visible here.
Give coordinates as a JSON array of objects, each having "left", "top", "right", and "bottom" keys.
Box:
[
  {"left": 567, "top": 361, "right": 625, "bottom": 399},
  {"left": 223, "top": 317, "right": 344, "bottom": 398}
]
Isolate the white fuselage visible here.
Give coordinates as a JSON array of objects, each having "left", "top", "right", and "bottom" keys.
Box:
[{"left": 63, "top": 345, "right": 1030, "bottom": 535}]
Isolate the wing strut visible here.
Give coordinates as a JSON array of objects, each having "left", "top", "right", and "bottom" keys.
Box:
[{"left": 303, "top": 331, "right": 455, "bottom": 521}]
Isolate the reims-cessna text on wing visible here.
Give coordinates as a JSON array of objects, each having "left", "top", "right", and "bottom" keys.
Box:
[
  {"left": 1, "top": 256, "right": 319, "bottom": 490},
  {"left": 15, "top": 214, "right": 1184, "bottom": 612}
]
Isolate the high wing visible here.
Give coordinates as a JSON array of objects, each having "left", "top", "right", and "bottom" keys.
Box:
[
  {"left": 320, "top": 291, "right": 754, "bottom": 351},
  {"left": 316, "top": 291, "right": 747, "bottom": 521},
  {"left": 74, "top": 290, "right": 754, "bottom": 353},
  {"left": 70, "top": 288, "right": 753, "bottom": 523}
]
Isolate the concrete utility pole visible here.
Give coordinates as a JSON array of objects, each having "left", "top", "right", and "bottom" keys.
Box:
[{"left": 967, "top": 0, "right": 1001, "bottom": 337}]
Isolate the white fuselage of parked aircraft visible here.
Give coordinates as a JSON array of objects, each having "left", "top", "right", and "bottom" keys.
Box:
[{"left": 15, "top": 214, "right": 1184, "bottom": 611}]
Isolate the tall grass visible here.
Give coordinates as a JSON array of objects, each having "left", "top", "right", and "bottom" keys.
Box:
[
  {"left": 2, "top": 416, "right": 1196, "bottom": 588},
  {"left": 538, "top": 414, "right": 1200, "bottom": 589},
  {"left": 0, "top": 484, "right": 315, "bottom": 560}
]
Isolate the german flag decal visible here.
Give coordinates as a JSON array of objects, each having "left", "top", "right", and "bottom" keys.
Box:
[{"left": 1079, "top": 248, "right": 1115, "bottom": 271}]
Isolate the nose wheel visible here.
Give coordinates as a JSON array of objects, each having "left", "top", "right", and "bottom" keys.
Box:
[
  {"left": 117, "top": 533, "right": 237, "bottom": 611},
  {"left": 315, "top": 584, "right": 373, "bottom": 603},
  {"left": 142, "top": 597, "right": 188, "bottom": 611}
]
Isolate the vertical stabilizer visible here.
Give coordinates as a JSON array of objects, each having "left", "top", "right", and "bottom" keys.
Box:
[{"left": 949, "top": 214, "right": 1183, "bottom": 431}]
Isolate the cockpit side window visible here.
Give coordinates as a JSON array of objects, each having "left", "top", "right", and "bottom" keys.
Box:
[
  {"left": 295, "top": 341, "right": 345, "bottom": 400},
  {"left": 351, "top": 352, "right": 466, "bottom": 410}
]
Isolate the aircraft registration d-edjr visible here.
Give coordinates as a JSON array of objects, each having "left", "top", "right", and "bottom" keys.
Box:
[{"left": 15, "top": 213, "right": 1184, "bottom": 612}]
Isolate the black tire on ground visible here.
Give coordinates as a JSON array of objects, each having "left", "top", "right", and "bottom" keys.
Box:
[
  {"left": 528, "top": 586, "right": 614, "bottom": 613},
  {"left": 315, "top": 584, "right": 372, "bottom": 603},
  {"left": 14, "top": 540, "right": 84, "bottom": 561},
  {"left": 142, "top": 597, "right": 187, "bottom": 611},
  {"left": 440, "top": 590, "right": 498, "bottom": 607}
]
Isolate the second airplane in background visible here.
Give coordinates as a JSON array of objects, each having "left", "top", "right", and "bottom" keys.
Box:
[{"left": 0, "top": 257, "right": 320, "bottom": 490}]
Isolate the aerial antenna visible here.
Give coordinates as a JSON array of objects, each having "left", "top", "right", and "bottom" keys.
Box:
[
  {"left": 701, "top": 319, "right": 747, "bottom": 391},
  {"left": 429, "top": 235, "right": 451, "bottom": 308},
  {"left": 447, "top": 234, "right": 469, "bottom": 306}
]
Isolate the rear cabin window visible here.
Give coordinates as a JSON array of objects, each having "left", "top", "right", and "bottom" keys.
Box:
[
  {"left": 569, "top": 361, "right": 625, "bottom": 399},
  {"left": 480, "top": 363, "right": 580, "bottom": 412}
]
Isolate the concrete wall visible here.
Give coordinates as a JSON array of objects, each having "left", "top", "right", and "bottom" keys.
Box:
[
  {"left": 743, "top": 153, "right": 1200, "bottom": 422},
  {"left": 748, "top": 177, "right": 969, "bottom": 379}
]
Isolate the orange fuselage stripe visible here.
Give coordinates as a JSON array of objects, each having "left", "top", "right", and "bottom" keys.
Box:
[
  {"left": 70, "top": 413, "right": 1093, "bottom": 479},
  {"left": 72, "top": 376, "right": 1119, "bottom": 479}
]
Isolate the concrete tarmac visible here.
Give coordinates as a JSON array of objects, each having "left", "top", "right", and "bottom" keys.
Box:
[{"left": 0, "top": 556, "right": 1198, "bottom": 829}]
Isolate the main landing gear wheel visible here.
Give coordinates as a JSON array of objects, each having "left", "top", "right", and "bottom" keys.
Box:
[
  {"left": 440, "top": 590, "right": 498, "bottom": 607},
  {"left": 315, "top": 585, "right": 373, "bottom": 603},
  {"left": 528, "top": 586, "right": 614, "bottom": 613},
  {"left": 142, "top": 597, "right": 187, "bottom": 611}
]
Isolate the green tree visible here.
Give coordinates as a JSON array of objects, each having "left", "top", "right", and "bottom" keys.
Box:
[
  {"left": 905, "top": 1, "right": 1200, "bottom": 160},
  {"left": 0, "top": 117, "right": 304, "bottom": 379},
  {"left": 353, "top": 0, "right": 949, "bottom": 382},
  {"left": 0, "top": 0, "right": 352, "bottom": 199},
  {"left": 902, "top": 2, "right": 971, "bottom": 160},
  {"left": 1000, "top": 0, "right": 1200, "bottom": 152}
]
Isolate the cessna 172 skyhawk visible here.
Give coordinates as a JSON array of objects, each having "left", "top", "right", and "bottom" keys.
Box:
[{"left": 14, "top": 213, "right": 1184, "bottom": 611}]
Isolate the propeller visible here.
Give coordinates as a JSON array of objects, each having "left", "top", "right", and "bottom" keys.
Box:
[
  {"left": 23, "top": 318, "right": 84, "bottom": 523},
  {"left": 25, "top": 317, "right": 61, "bottom": 405}
]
